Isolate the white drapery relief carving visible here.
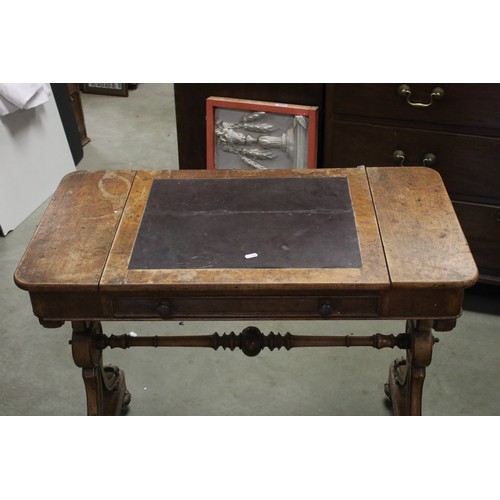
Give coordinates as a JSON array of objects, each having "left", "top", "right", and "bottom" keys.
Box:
[{"left": 214, "top": 111, "right": 309, "bottom": 170}]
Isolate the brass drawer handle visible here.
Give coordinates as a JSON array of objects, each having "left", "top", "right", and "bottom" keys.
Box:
[
  {"left": 398, "top": 84, "right": 445, "bottom": 108},
  {"left": 392, "top": 150, "right": 405, "bottom": 166},
  {"left": 392, "top": 150, "right": 437, "bottom": 167},
  {"left": 422, "top": 153, "right": 437, "bottom": 166}
]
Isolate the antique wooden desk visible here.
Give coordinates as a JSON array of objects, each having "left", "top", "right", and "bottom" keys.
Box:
[{"left": 14, "top": 167, "right": 478, "bottom": 415}]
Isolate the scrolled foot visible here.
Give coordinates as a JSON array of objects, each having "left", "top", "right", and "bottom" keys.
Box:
[
  {"left": 101, "top": 364, "right": 130, "bottom": 415},
  {"left": 122, "top": 390, "right": 132, "bottom": 408},
  {"left": 384, "top": 382, "right": 392, "bottom": 403},
  {"left": 385, "top": 357, "right": 409, "bottom": 415},
  {"left": 103, "top": 364, "right": 121, "bottom": 390}
]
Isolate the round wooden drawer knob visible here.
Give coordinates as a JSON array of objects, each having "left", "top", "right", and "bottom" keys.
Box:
[
  {"left": 157, "top": 301, "right": 171, "bottom": 317},
  {"left": 319, "top": 302, "right": 333, "bottom": 317}
]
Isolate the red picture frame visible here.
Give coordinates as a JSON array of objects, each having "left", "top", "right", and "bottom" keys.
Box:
[{"left": 206, "top": 96, "right": 318, "bottom": 170}]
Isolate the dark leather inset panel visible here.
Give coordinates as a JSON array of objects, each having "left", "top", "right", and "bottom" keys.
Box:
[{"left": 129, "top": 177, "right": 361, "bottom": 269}]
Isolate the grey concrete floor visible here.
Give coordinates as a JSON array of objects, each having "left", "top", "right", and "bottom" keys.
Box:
[{"left": 1, "top": 83, "right": 499, "bottom": 416}]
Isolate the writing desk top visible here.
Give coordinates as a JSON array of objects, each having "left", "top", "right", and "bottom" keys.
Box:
[{"left": 15, "top": 167, "right": 478, "bottom": 296}]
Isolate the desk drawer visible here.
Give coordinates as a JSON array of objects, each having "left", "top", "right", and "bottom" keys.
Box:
[
  {"left": 111, "top": 295, "right": 380, "bottom": 320},
  {"left": 453, "top": 201, "right": 500, "bottom": 279},
  {"left": 332, "top": 84, "right": 500, "bottom": 131},
  {"left": 328, "top": 121, "right": 500, "bottom": 205}
]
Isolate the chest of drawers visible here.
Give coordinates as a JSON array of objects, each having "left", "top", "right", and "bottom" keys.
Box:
[{"left": 323, "top": 83, "right": 500, "bottom": 285}]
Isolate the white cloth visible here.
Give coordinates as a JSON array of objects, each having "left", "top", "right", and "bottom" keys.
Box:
[{"left": 0, "top": 83, "right": 52, "bottom": 116}]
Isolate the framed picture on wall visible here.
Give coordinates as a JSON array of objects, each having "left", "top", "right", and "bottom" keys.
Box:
[
  {"left": 206, "top": 97, "right": 318, "bottom": 170},
  {"left": 81, "top": 83, "right": 129, "bottom": 97}
]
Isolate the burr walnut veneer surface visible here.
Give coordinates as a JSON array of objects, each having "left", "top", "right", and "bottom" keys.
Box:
[{"left": 15, "top": 167, "right": 477, "bottom": 320}]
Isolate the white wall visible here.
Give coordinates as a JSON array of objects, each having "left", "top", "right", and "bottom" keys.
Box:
[{"left": 0, "top": 92, "right": 75, "bottom": 235}]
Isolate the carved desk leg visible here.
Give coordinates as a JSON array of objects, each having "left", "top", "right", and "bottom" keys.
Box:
[
  {"left": 385, "top": 319, "right": 436, "bottom": 416},
  {"left": 71, "top": 321, "right": 131, "bottom": 416}
]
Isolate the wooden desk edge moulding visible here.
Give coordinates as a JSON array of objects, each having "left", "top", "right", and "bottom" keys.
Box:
[{"left": 14, "top": 167, "right": 478, "bottom": 416}]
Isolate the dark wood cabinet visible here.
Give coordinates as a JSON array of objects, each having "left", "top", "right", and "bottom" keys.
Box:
[
  {"left": 174, "top": 83, "right": 500, "bottom": 285},
  {"left": 324, "top": 83, "right": 500, "bottom": 285}
]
